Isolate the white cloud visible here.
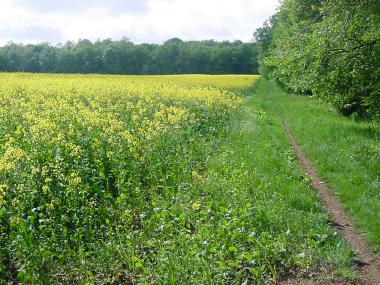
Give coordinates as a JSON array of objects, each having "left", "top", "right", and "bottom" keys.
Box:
[
  {"left": 0, "top": 0, "right": 279, "bottom": 45},
  {"left": 13, "top": 0, "right": 150, "bottom": 14}
]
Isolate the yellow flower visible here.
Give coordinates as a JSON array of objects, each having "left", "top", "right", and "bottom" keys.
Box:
[
  {"left": 0, "top": 184, "right": 6, "bottom": 207},
  {"left": 192, "top": 203, "right": 201, "bottom": 210}
]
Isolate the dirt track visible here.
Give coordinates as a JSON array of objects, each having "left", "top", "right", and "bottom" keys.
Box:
[{"left": 282, "top": 122, "right": 380, "bottom": 285}]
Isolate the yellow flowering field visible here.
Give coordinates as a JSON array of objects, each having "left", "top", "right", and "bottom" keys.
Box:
[{"left": 0, "top": 73, "right": 259, "bottom": 283}]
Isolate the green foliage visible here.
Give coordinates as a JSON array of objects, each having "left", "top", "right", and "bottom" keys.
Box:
[
  {"left": 254, "top": 0, "right": 380, "bottom": 119},
  {"left": 0, "top": 38, "right": 258, "bottom": 75}
]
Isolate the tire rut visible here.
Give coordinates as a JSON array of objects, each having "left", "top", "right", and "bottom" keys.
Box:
[{"left": 283, "top": 122, "right": 380, "bottom": 285}]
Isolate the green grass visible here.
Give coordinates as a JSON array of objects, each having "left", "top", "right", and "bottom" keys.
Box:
[
  {"left": 254, "top": 79, "right": 380, "bottom": 252},
  {"left": 190, "top": 85, "right": 355, "bottom": 283}
]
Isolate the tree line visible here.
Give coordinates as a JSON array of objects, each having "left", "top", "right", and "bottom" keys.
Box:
[
  {"left": 0, "top": 38, "right": 258, "bottom": 75},
  {"left": 254, "top": 0, "right": 379, "bottom": 119}
]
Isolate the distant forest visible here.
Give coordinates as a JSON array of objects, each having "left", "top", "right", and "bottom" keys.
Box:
[{"left": 0, "top": 38, "right": 258, "bottom": 74}]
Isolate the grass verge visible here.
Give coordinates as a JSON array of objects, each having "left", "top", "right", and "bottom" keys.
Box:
[{"left": 253, "top": 79, "right": 380, "bottom": 252}]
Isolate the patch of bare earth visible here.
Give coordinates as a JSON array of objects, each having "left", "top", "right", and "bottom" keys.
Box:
[
  {"left": 280, "top": 123, "right": 380, "bottom": 285},
  {"left": 279, "top": 272, "right": 356, "bottom": 285}
]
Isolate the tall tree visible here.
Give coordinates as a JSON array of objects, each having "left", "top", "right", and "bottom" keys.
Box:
[{"left": 255, "top": 0, "right": 380, "bottom": 119}]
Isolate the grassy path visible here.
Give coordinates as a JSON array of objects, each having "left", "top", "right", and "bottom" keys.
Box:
[
  {"left": 193, "top": 81, "right": 356, "bottom": 283},
  {"left": 283, "top": 122, "right": 380, "bottom": 284},
  {"left": 252, "top": 79, "right": 380, "bottom": 251},
  {"left": 251, "top": 79, "right": 380, "bottom": 283}
]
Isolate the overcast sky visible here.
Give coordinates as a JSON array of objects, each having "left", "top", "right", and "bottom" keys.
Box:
[{"left": 0, "top": 0, "right": 279, "bottom": 46}]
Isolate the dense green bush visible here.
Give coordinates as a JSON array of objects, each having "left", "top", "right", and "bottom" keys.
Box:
[{"left": 254, "top": 0, "right": 380, "bottom": 119}]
